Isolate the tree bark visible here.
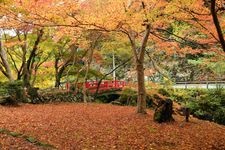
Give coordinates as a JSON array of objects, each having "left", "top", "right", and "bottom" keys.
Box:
[
  {"left": 54, "top": 57, "right": 60, "bottom": 88},
  {"left": 82, "top": 33, "right": 102, "bottom": 103},
  {"left": 136, "top": 61, "right": 147, "bottom": 113},
  {"left": 127, "top": 24, "right": 150, "bottom": 114},
  {"left": 55, "top": 74, "right": 61, "bottom": 88},
  {"left": 54, "top": 44, "right": 78, "bottom": 88},
  {"left": 55, "top": 71, "right": 63, "bottom": 88},
  {"left": 23, "top": 62, "right": 31, "bottom": 88},
  {"left": 54, "top": 57, "right": 72, "bottom": 88},
  {"left": 16, "top": 32, "right": 27, "bottom": 80},
  {"left": 211, "top": 0, "right": 225, "bottom": 52},
  {"left": 0, "top": 32, "right": 14, "bottom": 81},
  {"left": 83, "top": 48, "right": 94, "bottom": 103},
  {"left": 23, "top": 29, "right": 44, "bottom": 88}
]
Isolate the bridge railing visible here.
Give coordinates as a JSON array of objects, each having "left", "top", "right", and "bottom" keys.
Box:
[
  {"left": 65, "top": 80, "right": 127, "bottom": 92},
  {"left": 86, "top": 80, "right": 126, "bottom": 89}
]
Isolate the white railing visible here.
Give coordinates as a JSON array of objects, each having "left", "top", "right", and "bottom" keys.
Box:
[{"left": 174, "top": 81, "right": 225, "bottom": 89}]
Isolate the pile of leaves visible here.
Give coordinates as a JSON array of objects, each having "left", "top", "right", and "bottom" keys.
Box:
[{"left": 0, "top": 103, "right": 225, "bottom": 149}]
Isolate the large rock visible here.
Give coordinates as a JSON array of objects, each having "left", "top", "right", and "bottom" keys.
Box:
[{"left": 153, "top": 98, "right": 174, "bottom": 123}]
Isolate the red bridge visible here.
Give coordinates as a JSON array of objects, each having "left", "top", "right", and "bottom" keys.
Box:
[{"left": 65, "top": 80, "right": 127, "bottom": 93}]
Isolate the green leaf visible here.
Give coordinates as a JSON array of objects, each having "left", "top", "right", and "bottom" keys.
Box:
[
  {"left": 26, "top": 136, "right": 37, "bottom": 143},
  {"left": 9, "top": 132, "right": 22, "bottom": 137}
]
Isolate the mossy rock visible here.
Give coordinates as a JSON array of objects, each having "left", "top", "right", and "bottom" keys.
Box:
[{"left": 154, "top": 98, "right": 174, "bottom": 123}]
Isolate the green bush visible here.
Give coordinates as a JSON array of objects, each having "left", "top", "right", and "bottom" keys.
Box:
[
  {"left": 118, "top": 87, "right": 154, "bottom": 107},
  {"left": 119, "top": 87, "right": 137, "bottom": 106},
  {"left": 0, "top": 81, "right": 23, "bottom": 105},
  {"left": 169, "top": 89, "right": 205, "bottom": 103},
  {"left": 95, "top": 93, "right": 120, "bottom": 103},
  {"left": 158, "top": 88, "right": 171, "bottom": 97},
  {"left": 186, "top": 88, "right": 225, "bottom": 125},
  {"left": 214, "top": 108, "right": 225, "bottom": 125},
  {"left": 0, "top": 81, "right": 23, "bottom": 97},
  {"left": 6, "top": 81, "right": 23, "bottom": 100},
  {"left": 0, "top": 82, "right": 8, "bottom": 96},
  {"left": 156, "top": 87, "right": 225, "bottom": 125}
]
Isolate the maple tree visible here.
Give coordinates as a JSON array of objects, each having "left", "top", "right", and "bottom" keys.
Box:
[
  {"left": 79, "top": 0, "right": 196, "bottom": 113},
  {"left": 53, "top": 38, "right": 79, "bottom": 88},
  {"left": 167, "top": 0, "right": 225, "bottom": 53},
  {"left": 0, "top": 0, "right": 225, "bottom": 112},
  {"left": 1, "top": 2, "right": 225, "bottom": 150},
  {"left": 0, "top": 0, "right": 82, "bottom": 88}
]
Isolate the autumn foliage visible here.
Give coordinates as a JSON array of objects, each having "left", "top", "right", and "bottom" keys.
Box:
[
  {"left": 0, "top": 3, "right": 225, "bottom": 149},
  {"left": 0, "top": 103, "right": 225, "bottom": 149}
]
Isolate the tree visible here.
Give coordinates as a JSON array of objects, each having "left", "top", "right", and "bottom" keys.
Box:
[
  {"left": 23, "top": 29, "right": 44, "bottom": 88},
  {"left": 81, "top": 31, "right": 102, "bottom": 102},
  {"left": 1, "top": 0, "right": 224, "bottom": 115},
  {"left": 54, "top": 39, "right": 78, "bottom": 88},
  {"left": 0, "top": 29, "right": 14, "bottom": 81},
  {"left": 80, "top": 0, "right": 178, "bottom": 113}
]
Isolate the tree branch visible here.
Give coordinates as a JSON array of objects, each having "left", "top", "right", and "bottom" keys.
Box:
[
  {"left": 94, "top": 56, "right": 132, "bottom": 98},
  {"left": 211, "top": 0, "right": 225, "bottom": 52}
]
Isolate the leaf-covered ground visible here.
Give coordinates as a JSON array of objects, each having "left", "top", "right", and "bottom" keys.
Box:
[{"left": 0, "top": 103, "right": 225, "bottom": 150}]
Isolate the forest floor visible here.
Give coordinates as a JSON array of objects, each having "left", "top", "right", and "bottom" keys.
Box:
[{"left": 0, "top": 103, "right": 225, "bottom": 150}]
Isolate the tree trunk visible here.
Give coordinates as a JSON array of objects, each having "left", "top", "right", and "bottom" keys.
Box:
[
  {"left": 0, "top": 33, "right": 14, "bottom": 81},
  {"left": 82, "top": 78, "right": 88, "bottom": 103},
  {"left": 23, "top": 62, "right": 31, "bottom": 88},
  {"left": 23, "top": 29, "right": 44, "bottom": 88},
  {"left": 18, "top": 34, "right": 28, "bottom": 81},
  {"left": 128, "top": 24, "right": 150, "bottom": 114},
  {"left": 54, "top": 57, "right": 60, "bottom": 88},
  {"left": 55, "top": 73, "right": 62, "bottom": 88},
  {"left": 82, "top": 33, "right": 102, "bottom": 103},
  {"left": 211, "top": 0, "right": 225, "bottom": 52},
  {"left": 83, "top": 52, "right": 93, "bottom": 103},
  {"left": 136, "top": 62, "right": 147, "bottom": 114},
  {"left": 54, "top": 61, "right": 73, "bottom": 89},
  {"left": 54, "top": 62, "right": 68, "bottom": 88}
]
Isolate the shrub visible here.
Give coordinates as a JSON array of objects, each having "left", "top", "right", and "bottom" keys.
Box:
[
  {"left": 186, "top": 88, "right": 225, "bottom": 125},
  {"left": 116, "top": 87, "right": 155, "bottom": 107},
  {"left": 0, "top": 81, "right": 23, "bottom": 105},
  {"left": 0, "top": 82, "right": 8, "bottom": 96},
  {"left": 95, "top": 93, "right": 120, "bottom": 103},
  {"left": 118, "top": 87, "right": 137, "bottom": 106},
  {"left": 155, "top": 87, "right": 225, "bottom": 125},
  {"left": 214, "top": 108, "right": 225, "bottom": 125},
  {"left": 158, "top": 88, "right": 171, "bottom": 97}
]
